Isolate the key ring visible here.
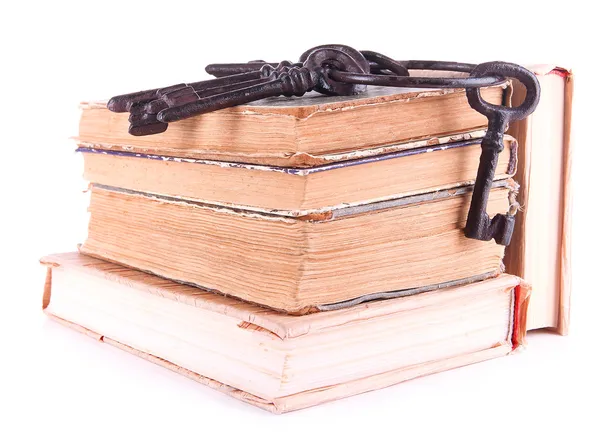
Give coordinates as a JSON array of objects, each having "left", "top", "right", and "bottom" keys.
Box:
[{"left": 107, "top": 45, "right": 540, "bottom": 246}]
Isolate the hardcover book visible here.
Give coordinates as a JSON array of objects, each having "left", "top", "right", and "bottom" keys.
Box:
[
  {"left": 80, "top": 181, "right": 516, "bottom": 313},
  {"left": 79, "top": 134, "right": 516, "bottom": 214},
  {"left": 505, "top": 65, "right": 573, "bottom": 334},
  {"left": 77, "top": 85, "right": 508, "bottom": 167},
  {"left": 42, "top": 253, "right": 530, "bottom": 413}
]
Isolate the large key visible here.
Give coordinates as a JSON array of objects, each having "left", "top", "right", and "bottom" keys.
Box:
[{"left": 463, "top": 62, "right": 540, "bottom": 245}]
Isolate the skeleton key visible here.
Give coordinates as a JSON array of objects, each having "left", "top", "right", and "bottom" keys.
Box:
[
  {"left": 155, "top": 46, "right": 369, "bottom": 125},
  {"left": 463, "top": 62, "right": 540, "bottom": 245}
]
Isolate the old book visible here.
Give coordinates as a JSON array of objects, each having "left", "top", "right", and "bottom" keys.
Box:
[
  {"left": 41, "top": 253, "right": 530, "bottom": 413},
  {"left": 80, "top": 181, "right": 516, "bottom": 314},
  {"left": 76, "top": 84, "right": 508, "bottom": 167},
  {"left": 505, "top": 66, "right": 573, "bottom": 334},
  {"left": 79, "top": 134, "right": 516, "bottom": 213}
]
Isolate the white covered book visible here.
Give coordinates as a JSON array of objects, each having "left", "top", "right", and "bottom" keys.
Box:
[{"left": 41, "top": 253, "right": 529, "bottom": 413}]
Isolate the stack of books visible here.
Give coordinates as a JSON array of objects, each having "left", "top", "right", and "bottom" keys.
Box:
[{"left": 42, "top": 76, "right": 566, "bottom": 413}]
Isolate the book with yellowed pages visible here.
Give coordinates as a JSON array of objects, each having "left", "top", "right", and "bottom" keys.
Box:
[
  {"left": 78, "top": 133, "right": 516, "bottom": 214},
  {"left": 77, "top": 84, "right": 508, "bottom": 167},
  {"left": 41, "top": 253, "right": 530, "bottom": 414},
  {"left": 506, "top": 65, "right": 573, "bottom": 334},
  {"left": 80, "top": 180, "right": 516, "bottom": 314}
]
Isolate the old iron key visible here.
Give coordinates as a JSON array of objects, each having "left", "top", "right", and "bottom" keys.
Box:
[
  {"left": 156, "top": 45, "right": 370, "bottom": 124},
  {"left": 464, "top": 62, "right": 540, "bottom": 245}
]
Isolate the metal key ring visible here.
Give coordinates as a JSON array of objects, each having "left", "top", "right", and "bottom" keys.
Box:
[
  {"left": 328, "top": 69, "right": 505, "bottom": 89},
  {"left": 302, "top": 46, "right": 370, "bottom": 96},
  {"left": 360, "top": 51, "right": 409, "bottom": 77},
  {"left": 327, "top": 57, "right": 506, "bottom": 89}
]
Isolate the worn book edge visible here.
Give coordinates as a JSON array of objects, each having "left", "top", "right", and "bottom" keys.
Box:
[
  {"left": 77, "top": 135, "right": 517, "bottom": 177},
  {"left": 90, "top": 179, "right": 517, "bottom": 220},
  {"left": 75, "top": 130, "right": 492, "bottom": 168},
  {"left": 41, "top": 254, "right": 529, "bottom": 413},
  {"left": 80, "top": 182, "right": 516, "bottom": 313},
  {"left": 41, "top": 253, "right": 525, "bottom": 341}
]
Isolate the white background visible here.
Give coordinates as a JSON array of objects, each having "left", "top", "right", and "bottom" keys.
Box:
[{"left": 2, "top": 1, "right": 599, "bottom": 431}]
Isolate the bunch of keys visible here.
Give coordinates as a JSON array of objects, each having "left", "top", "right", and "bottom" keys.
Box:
[{"left": 107, "top": 44, "right": 540, "bottom": 246}]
